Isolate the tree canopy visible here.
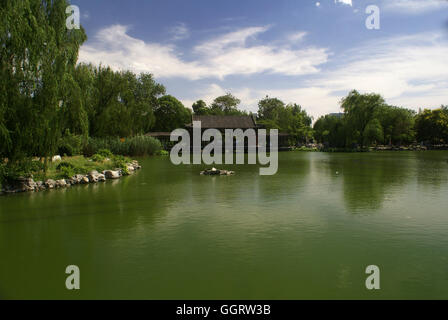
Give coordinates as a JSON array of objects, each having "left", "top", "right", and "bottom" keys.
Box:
[
  {"left": 0, "top": 0, "right": 87, "bottom": 162},
  {"left": 314, "top": 90, "right": 418, "bottom": 148},
  {"left": 153, "top": 95, "right": 191, "bottom": 132}
]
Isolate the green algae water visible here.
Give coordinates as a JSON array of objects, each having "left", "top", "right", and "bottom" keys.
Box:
[{"left": 1, "top": 151, "right": 448, "bottom": 299}]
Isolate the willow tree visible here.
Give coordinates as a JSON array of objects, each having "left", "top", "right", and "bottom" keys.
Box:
[{"left": 0, "top": 0, "right": 86, "bottom": 166}]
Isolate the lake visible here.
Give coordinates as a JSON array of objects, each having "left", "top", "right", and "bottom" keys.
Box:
[{"left": 1, "top": 151, "right": 448, "bottom": 299}]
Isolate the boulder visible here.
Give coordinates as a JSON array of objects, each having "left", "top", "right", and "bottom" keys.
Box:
[
  {"left": 20, "top": 177, "right": 37, "bottom": 191},
  {"left": 97, "top": 174, "right": 106, "bottom": 182},
  {"left": 35, "top": 181, "right": 45, "bottom": 191},
  {"left": 71, "top": 174, "right": 85, "bottom": 184},
  {"left": 131, "top": 160, "right": 141, "bottom": 170},
  {"left": 104, "top": 170, "right": 120, "bottom": 179},
  {"left": 52, "top": 155, "right": 62, "bottom": 162},
  {"left": 45, "top": 179, "right": 56, "bottom": 189},
  {"left": 2, "top": 177, "right": 36, "bottom": 193},
  {"left": 88, "top": 173, "right": 99, "bottom": 183},
  {"left": 80, "top": 176, "right": 90, "bottom": 184},
  {"left": 55, "top": 179, "right": 67, "bottom": 188}
]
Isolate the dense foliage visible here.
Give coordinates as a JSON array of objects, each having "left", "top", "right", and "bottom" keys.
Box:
[
  {"left": 0, "top": 0, "right": 86, "bottom": 163},
  {"left": 314, "top": 90, "right": 421, "bottom": 148},
  {"left": 256, "top": 97, "right": 313, "bottom": 144},
  {"left": 191, "top": 94, "right": 249, "bottom": 116}
]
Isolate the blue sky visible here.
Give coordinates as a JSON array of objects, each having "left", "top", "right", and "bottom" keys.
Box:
[{"left": 73, "top": 0, "right": 448, "bottom": 118}]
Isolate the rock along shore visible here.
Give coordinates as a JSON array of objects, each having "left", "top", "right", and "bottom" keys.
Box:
[{"left": 1, "top": 160, "right": 141, "bottom": 195}]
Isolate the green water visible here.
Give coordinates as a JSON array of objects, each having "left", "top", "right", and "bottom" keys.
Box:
[{"left": 1, "top": 151, "right": 448, "bottom": 299}]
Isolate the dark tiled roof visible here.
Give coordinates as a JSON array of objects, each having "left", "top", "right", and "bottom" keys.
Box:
[{"left": 188, "top": 115, "right": 257, "bottom": 129}]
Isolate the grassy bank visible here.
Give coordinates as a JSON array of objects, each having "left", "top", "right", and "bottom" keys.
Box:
[{"left": 0, "top": 149, "right": 135, "bottom": 190}]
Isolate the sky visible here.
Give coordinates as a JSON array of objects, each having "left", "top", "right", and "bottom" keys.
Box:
[{"left": 72, "top": 0, "right": 448, "bottom": 119}]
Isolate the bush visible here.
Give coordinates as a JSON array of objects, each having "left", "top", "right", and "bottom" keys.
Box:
[
  {"left": 159, "top": 150, "right": 169, "bottom": 156},
  {"left": 84, "top": 135, "right": 161, "bottom": 157},
  {"left": 124, "top": 135, "right": 161, "bottom": 156},
  {"left": 57, "top": 166, "right": 75, "bottom": 179},
  {"left": 97, "top": 149, "right": 113, "bottom": 158},
  {"left": 58, "top": 130, "right": 85, "bottom": 156},
  {"left": 91, "top": 154, "right": 105, "bottom": 162},
  {"left": 0, "top": 159, "right": 45, "bottom": 184},
  {"left": 112, "top": 155, "right": 131, "bottom": 175},
  {"left": 56, "top": 162, "right": 75, "bottom": 171}
]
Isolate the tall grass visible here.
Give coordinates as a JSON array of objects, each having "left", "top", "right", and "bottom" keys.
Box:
[{"left": 84, "top": 135, "right": 161, "bottom": 157}]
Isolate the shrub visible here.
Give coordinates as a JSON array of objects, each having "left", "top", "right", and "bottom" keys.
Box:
[
  {"left": 0, "top": 159, "right": 45, "bottom": 184},
  {"left": 84, "top": 135, "right": 161, "bottom": 157},
  {"left": 159, "top": 150, "right": 169, "bottom": 156},
  {"left": 124, "top": 135, "right": 161, "bottom": 156},
  {"left": 112, "top": 155, "right": 130, "bottom": 175},
  {"left": 56, "top": 162, "right": 75, "bottom": 171},
  {"left": 57, "top": 166, "right": 75, "bottom": 179},
  {"left": 97, "top": 149, "right": 113, "bottom": 158},
  {"left": 58, "top": 130, "right": 85, "bottom": 156},
  {"left": 91, "top": 154, "right": 105, "bottom": 162}
]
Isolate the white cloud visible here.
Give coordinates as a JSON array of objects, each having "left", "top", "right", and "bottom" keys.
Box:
[
  {"left": 79, "top": 24, "right": 329, "bottom": 80},
  {"left": 79, "top": 25, "right": 208, "bottom": 80},
  {"left": 382, "top": 0, "right": 448, "bottom": 14},
  {"left": 79, "top": 25, "right": 448, "bottom": 120},
  {"left": 315, "top": 2, "right": 321, "bottom": 7},
  {"left": 335, "top": 0, "right": 353, "bottom": 6},
  {"left": 288, "top": 31, "right": 308, "bottom": 43},
  {"left": 169, "top": 23, "right": 190, "bottom": 41},
  {"left": 182, "top": 32, "right": 448, "bottom": 119}
]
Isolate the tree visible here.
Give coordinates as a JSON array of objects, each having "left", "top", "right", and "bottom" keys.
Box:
[
  {"left": 415, "top": 106, "right": 448, "bottom": 144},
  {"left": 192, "top": 100, "right": 209, "bottom": 115},
  {"left": 210, "top": 93, "right": 241, "bottom": 115},
  {"left": 341, "top": 90, "right": 386, "bottom": 147},
  {"left": 313, "top": 115, "right": 347, "bottom": 148},
  {"left": 0, "top": 0, "right": 87, "bottom": 165},
  {"left": 83, "top": 66, "right": 165, "bottom": 137},
  {"left": 378, "top": 106, "right": 415, "bottom": 145},
  {"left": 153, "top": 95, "right": 191, "bottom": 132},
  {"left": 257, "top": 96, "right": 285, "bottom": 121},
  {"left": 257, "top": 97, "right": 313, "bottom": 144}
]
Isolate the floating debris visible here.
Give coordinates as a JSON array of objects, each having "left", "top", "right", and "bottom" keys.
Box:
[{"left": 200, "top": 168, "right": 235, "bottom": 176}]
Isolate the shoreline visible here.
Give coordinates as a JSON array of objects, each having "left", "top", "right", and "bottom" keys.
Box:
[{"left": 1, "top": 159, "right": 142, "bottom": 196}]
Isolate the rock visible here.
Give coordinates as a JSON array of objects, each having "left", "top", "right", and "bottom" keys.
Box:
[
  {"left": 52, "top": 155, "right": 62, "bottom": 162},
  {"left": 88, "top": 173, "right": 99, "bottom": 183},
  {"left": 45, "top": 179, "right": 56, "bottom": 189},
  {"left": 35, "top": 181, "right": 45, "bottom": 191},
  {"left": 201, "top": 168, "right": 234, "bottom": 176},
  {"left": 71, "top": 174, "right": 84, "bottom": 184},
  {"left": 97, "top": 174, "right": 106, "bottom": 182},
  {"left": 2, "top": 177, "right": 36, "bottom": 193},
  {"left": 105, "top": 170, "right": 120, "bottom": 179},
  {"left": 19, "top": 177, "right": 37, "bottom": 191},
  {"left": 80, "top": 176, "right": 90, "bottom": 184},
  {"left": 55, "top": 179, "right": 67, "bottom": 188},
  {"left": 131, "top": 160, "right": 141, "bottom": 170}
]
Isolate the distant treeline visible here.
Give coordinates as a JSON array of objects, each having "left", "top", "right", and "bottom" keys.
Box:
[
  {"left": 1, "top": 0, "right": 447, "bottom": 171},
  {"left": 313, "top": 90, "right": 448, "bottom": 148}
]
